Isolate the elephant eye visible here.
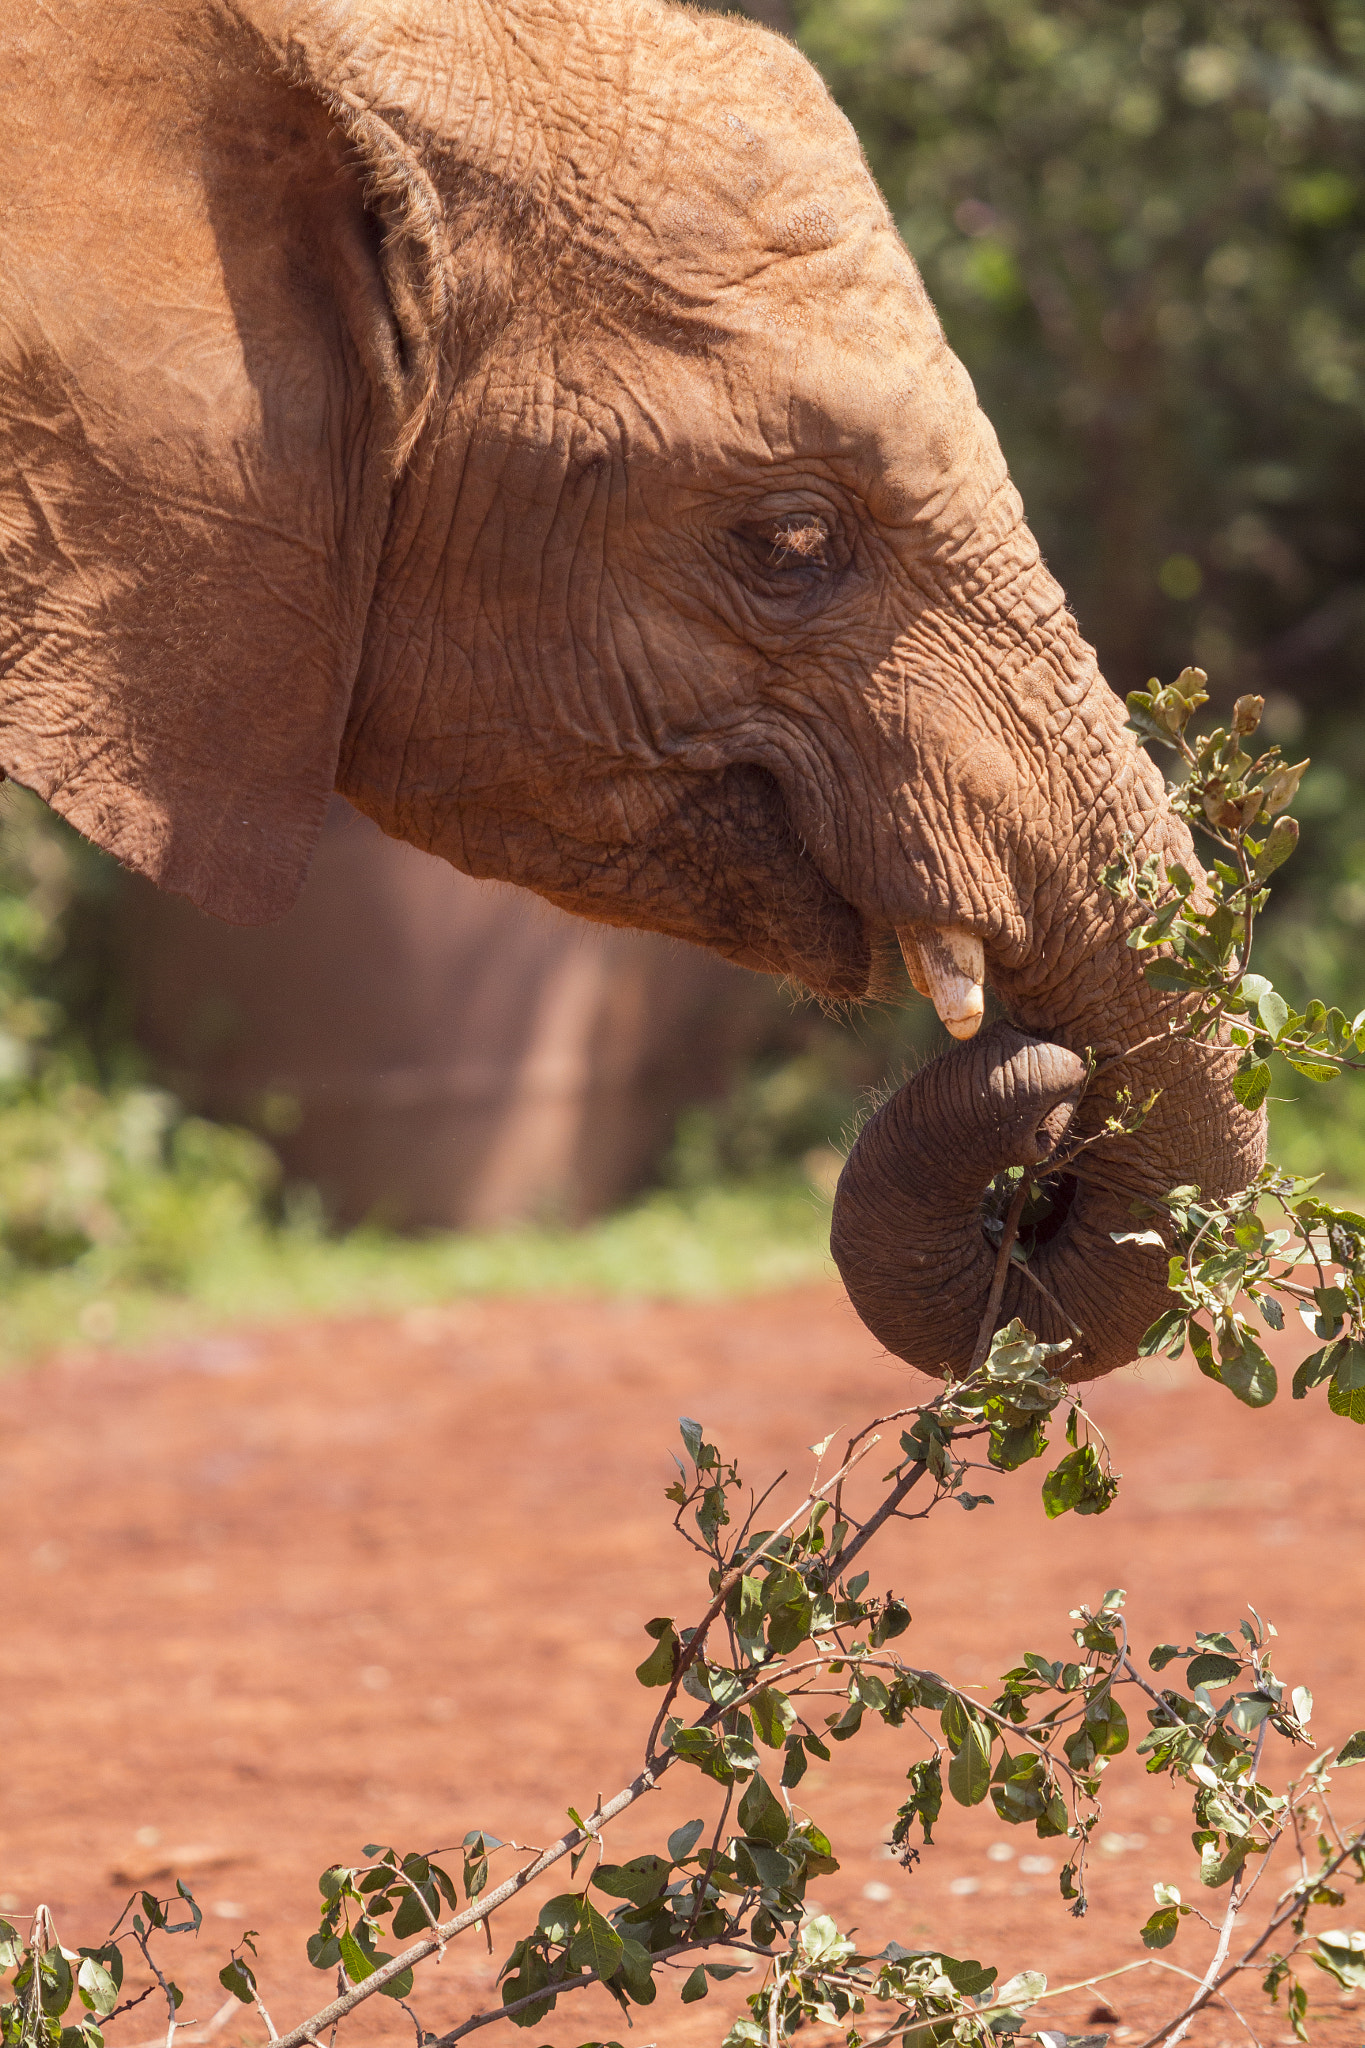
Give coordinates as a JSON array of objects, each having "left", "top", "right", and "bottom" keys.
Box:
[
  {"left": 768, "top": 515, "right": 830, "bottom": 567},
  {"left": 727, "top": 507, "right": 845, "bottom": 609}
]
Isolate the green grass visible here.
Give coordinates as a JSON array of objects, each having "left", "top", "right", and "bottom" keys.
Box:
[
  {"left": 0, "top": 1174, "right": 837, "bottom": 1367},
  {"left": 3, "top": 1083, "right": 1357, "bottom": 1374}
]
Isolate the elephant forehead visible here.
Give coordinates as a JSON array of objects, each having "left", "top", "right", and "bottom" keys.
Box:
[
  {"left": 549, "top": 14, "right": 887, "bottom": 282},
  {"left": 540, "top": 250, "right": 984, "bottom": 498},
  {"left": 637, "top": 107, "right": 870, "bottom": 267}
]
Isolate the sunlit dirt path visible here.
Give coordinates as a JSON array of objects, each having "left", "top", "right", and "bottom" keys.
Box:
[{"left": 3, "top": 1286, "right": 1363, "bottom": 2047}]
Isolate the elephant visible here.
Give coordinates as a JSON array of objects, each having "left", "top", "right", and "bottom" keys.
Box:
[{"left": 0, "top": 0, "right": 1263, "bottom": 1379}]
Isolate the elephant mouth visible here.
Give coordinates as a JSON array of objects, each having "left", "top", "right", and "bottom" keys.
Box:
[{"left": 986, "top": 1161, "right": 1080, "bottom": 1259}]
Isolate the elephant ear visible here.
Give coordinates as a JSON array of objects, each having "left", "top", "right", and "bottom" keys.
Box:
[{"left": 0, "top": 8, "right": 452, "bottom": 921}]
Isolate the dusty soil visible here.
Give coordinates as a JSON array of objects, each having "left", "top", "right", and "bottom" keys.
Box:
[{"left": 3, "top": 1285, "right": 1364, "bottom": 2048}]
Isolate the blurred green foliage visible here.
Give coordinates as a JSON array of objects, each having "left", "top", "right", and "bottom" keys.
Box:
[
  {"left": 796, "top": 0, "right": 1365, "bottom": 691},
  {"left": 0, "top": 786, "right": 283, "bottom": 1306}
]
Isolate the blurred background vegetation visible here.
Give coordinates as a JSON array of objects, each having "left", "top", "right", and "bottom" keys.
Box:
[{"left": 0, "top": 0, "right": 1361, "bottom": 1354}]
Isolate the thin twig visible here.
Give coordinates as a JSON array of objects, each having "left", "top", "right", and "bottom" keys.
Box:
[
  {"left": 856, "top": 1958, "right": 1162, "bottom": 2048},
  {"left": 268, "top": 1771, "right": 665, "bottom": 2048},
  {"left": 829, "top": 1461, "right": 928, "bottom": 1580},
  {"left": 971, "top": 1177, "right": 1030, "bottom": 1371},
  {"left": 645, "top": 1436, "right": 878, "bottom": 1760},
  {"left": 687, "top": 1780, "right": 736, "bottom": 1939},
  {"left": 100, "top": 1984, "right": 158, "bottom": 2028},
  {"left": 423, "top": 1934, "right": 751, "bottom": 2047},
  {"left": 1013, "top": 1255, "right": 1084, "bottom": 1336},
  {"left": 131, "top": 1927, "right": 184, "bottom": 2048},
  {"left": 1161, "top": 1868, "right": 1247, "bottom": 2048},
  {"left": 1135, "top": 1829, "right": 1365, "bottom": 2048}
]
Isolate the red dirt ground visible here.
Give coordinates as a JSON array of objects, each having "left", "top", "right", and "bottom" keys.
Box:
[{"left": 3, "top": 1285, "right": 1364, "bottom": 2048}]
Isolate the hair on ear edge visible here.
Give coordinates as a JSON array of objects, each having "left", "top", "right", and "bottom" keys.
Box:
[
  {"left": 315, "top": 80, "right": 456, "bottom": 467},
  {"left": 231, "top": 6, "right": 456, "bottom": 472}
]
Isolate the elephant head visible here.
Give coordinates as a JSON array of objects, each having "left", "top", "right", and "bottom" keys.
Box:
[{"left": 0, "top": 0, "right": 1264, "bottom": 1375}]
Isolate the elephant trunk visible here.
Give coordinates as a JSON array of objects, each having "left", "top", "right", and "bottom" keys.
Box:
[{"left": 830, "top": 1019, "right": 1260, "bottom": 1383}]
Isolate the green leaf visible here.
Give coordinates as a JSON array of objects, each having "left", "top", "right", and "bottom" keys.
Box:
[
  {"left": 219, "top": 1960, "right": 258, "bottom": 2005},
  {"left": 895, "top": 1759, "right": 943, "bottom": 1846},
  {"left": 761, "top": 1565, "right": 813, "bottom": 1654},
  {"left": 738, "top": 1773, "right": 789, "bottom": 1847},
  {"left": 1125, "top": 697, "right": 1176, "bottom": 749},
  {"left": 391, "top": 1884, "right": 438, "bottom": 1939},
  {"left": 947, "top": 1720, "right": 993, "bottom": 1806},
  {"left": 679, "top": 1957, "right": 712, "bottom": 2007},
  {"left": 679, "top": 1417, "right": 704, "bottom": 1463},
  {"left": 1336, "top": 1730, "right": 1365, "bottom": 1766},
  {"left": 994, "top": 1969, "right": 1047, "bottom": 2012},
  {"left": 499, "top": 1939, "right": 554, "bottom": 2029},
  {"left": 1144, "top": 960, "right": 1199, "bottom": 992},
  {"left": 1259, "top": 990, "right": 1290, "bottom": 1041},
  {"left": 377, "top": 1961, "right": 414, "bottom": 2003},
  {"left": 750, "top": 1686, "right": 796, "bottom": 1749},
  {"left": 591, "top": 1857, "right": 669, "bottom": 1908},
  {"left": 720, "top": 1726, "right": 760, "bottom": 1774},
  {"left": 1187, "top": 1652, "right": 1241, "bottom": 1689},
  {"left": 697, "top": 1484, "right": 729, "bottom": 1545},
  {"left": 1284, "top": 1057, "right": 1341, "bottom": 1083},
  {"left": 938, "top": 1953, "right": 999, "bottom": 1999},
  {"left": 1141, "top": 1908, "right": 1180, "bottom": 1951},
  {"left": 1218, "top": 1327, "right": 1278, "bottom": 1408},
  {"left": 1332, "top": 1341, "right": 1365, "bottom": 1389},
  {"left": 871, "top": 1596, "right": 912, "bottom": 1646},
  {"left": 568, "top": 1902, "right": 624, "bottom": 1979},
  {"left": 1293, "top": 1343, "right": 1341, "bottom": 1399},
  {"left": 338, "top": 1931, "right": 375, "bottom": 1986},
  {"left": 1232, "top": 1060, "right": 1271, "bottom": 1111},
  {"left": 732, "top": 1573, "right": 765, "bottom": 1649},
  {"left": 537, "top": 1894, "right": 581, "bottom": 1946},
  {"left": 747, "top": 1839, "right": 799, "bottom": 1890},
  {"left": 634, "top": 1619, "right": 678, "bottom": 1688},
  {"left": 940, "top": 1695, "right": 971, "bottom": 1752},
  {"left": 75, "top": 1960, "right": 117, "bottom": 2019},
  {"left": 667, "top": 1819, "right": 705, "bottom": 1863},
  {"left": 1328, "top": 1375, "right": 1365, "bottom": 1424},
  {"left": 1312, "top": 1932, "right": 1365, "bottom": 1991},
  {"left": 1086, "top": 1692, "right": 1129, "bottom": 1755},
  {"left": 614, "top": 1938, "right": 657, "bottom": 2006},
  {"left": 669, "top": 1725, "right": 716, "bottom": 1762},
  {"left": 1041, "top": 1444, "right": 1117, "bottom": 1519},
  {"left": 306, "top": 1933, "right": 341, "bottom": 1971},
  {"left": 780, "top": 1737, "right": 808, "bottom": 1788},
  {"left": 1138, "top": 1307, "right": 1188, "bottom": 1359}
]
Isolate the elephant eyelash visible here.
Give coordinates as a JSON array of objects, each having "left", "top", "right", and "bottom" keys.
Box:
[{"left": 768, "top": 516, "right": 830, "bottom": 566}]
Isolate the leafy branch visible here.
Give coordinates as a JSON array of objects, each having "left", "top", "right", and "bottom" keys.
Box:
[{"left": 1092, "top": 671, "right": 1365, "bottom": 1424}]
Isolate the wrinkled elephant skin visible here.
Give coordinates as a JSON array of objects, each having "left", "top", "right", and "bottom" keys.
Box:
[{"left": 0, "top": 0, "right": 1264, "bottom": 1376}]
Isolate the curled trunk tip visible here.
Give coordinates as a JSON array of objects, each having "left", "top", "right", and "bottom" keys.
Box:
[{"left": 832, "top": 1021, "right": 1125, "bottom": 1378}]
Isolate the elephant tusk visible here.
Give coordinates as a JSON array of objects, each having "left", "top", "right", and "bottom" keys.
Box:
[{"left": 897, "top": 924, "right": 986, "bottom": 1041}]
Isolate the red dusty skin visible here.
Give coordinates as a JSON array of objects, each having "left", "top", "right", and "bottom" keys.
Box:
[{"left": 830, "top": 1021, "right": 1172, "bottom": 1382}]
